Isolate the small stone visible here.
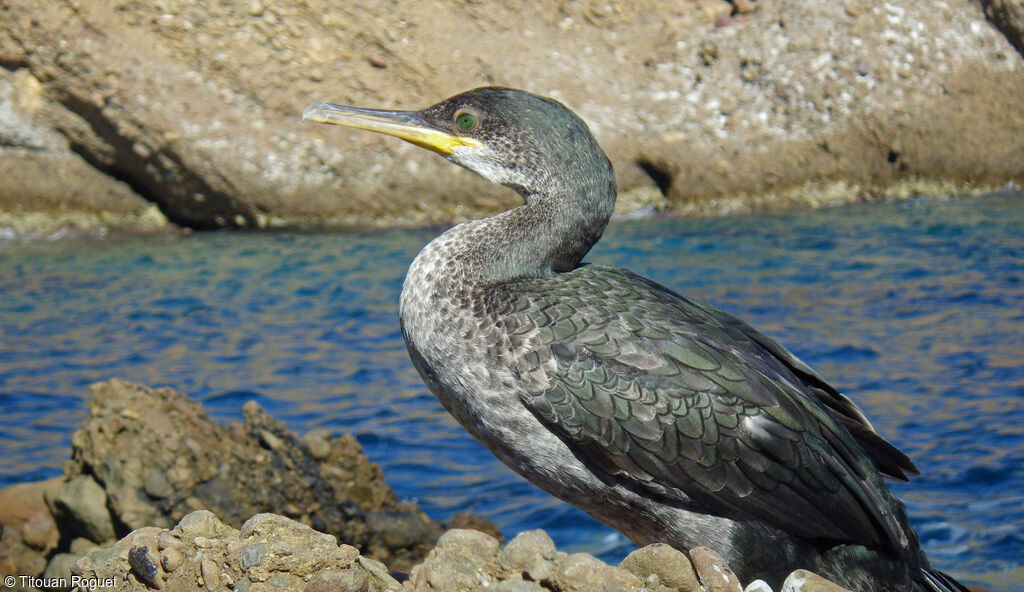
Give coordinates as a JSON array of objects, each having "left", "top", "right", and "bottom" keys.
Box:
[
  {"left": 698, "top": 0, "right": 733, "bottom": 22},
  {"left": 733, "top": 0, "right": 758, "bottom": 14},
  {"left": 368, "top": 54, "right": 389, "bottom": 68},
  {"left": 144, "top": 469, "right": 174, "bottom": 499},
  {"left": 43, "top": 552, "right": 78, "bottom": 586},
  {"left": 177, "top": 509, "right": 224, "bottom": 538},
  {"left": 240, "top": 542, "right": 268, "bottom": 569},
  {"left": 843, "top": 2, "right": 865, "bottom": 17},
  {"left": 247, "top": 0, "right": 264, "bottom": 17},
  {"left": 201, "top": 557, "right": 220, "bottom": 588},
  {"left": 745, "top": 580, "right": 774, "bottom": 592},
  {"left": 21, "top": 510, "right": 58, "bottom": 551},
  {"left": 70, "top": 537, "right": 96, "bottom": 555},
  {"left": 781, "top": 569, "right": 854, "bottom": 592},
  {"left": 160, "top": 547, "right": 183, "bottom": 572},
  {"left": 257, "top": 429, "right": 285, "bottom": 451},
  {"left": 689, "top": 547, "right": 742, "bottom": 592},
  {"left": 620, "top": 543, "right": 700, "bottom": 591},
  {"left": 304, "top": 567, "right": 370, "bottom": 592},
  {"left": 436, "top": 528, "right": 501, "bottom": 555},
  {"left": 502, "top": 529, "right": 556, "bottom": 571},
  {"left": 129, "top": 541, "right": 164, "bottom": 589},
  {"left": 356, "top": 555, "right": 404, "bottom": 590},
  {"left": 0, "top": 477, "right": 62, "bottom": 554},
  {"left": 554, "top": 553, "right": 644, "bottom": 592},
  {"left": 524, "top": 557, "right": 553, "bottom": 582},
  {"left": 157, "top": 532, "right": 185, "bottom": 550},
  {"left": 301, "top": 430, "right": 332, "bottom": 460}
]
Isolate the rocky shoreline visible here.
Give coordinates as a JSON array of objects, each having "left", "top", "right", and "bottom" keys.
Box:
[
  {"left": 1, "top": 0, "right": 1023, "bottom": 239},
  {"left": 0, "top": 379, "right": 866, "bottom": 592}
]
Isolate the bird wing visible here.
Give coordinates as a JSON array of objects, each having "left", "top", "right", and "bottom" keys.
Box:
[{"left": 496, "top": 265, "right": 912, "bottom": 551}]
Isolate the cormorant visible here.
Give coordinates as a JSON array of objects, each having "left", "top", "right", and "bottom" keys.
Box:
[{"left": 302, "top": 87, "right": 967, "bottom": 592}]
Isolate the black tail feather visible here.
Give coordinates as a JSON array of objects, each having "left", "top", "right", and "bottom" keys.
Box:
[{"left": 920, "top": 568, "right": 971, "bottom": 592}]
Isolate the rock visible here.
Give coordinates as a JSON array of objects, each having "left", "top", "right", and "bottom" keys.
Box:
[
  {"left": 745, "top": 580, "right": 774, "bottom": 592},
  {"left": 1, "top": 0, "right": 1023, "bottom": 234},
  {"left": 406, "top": 529, "right": 502, "bottom": 591},
  {"left": 552, "top": 553, "right": 645, "bottom": 592},
  {"left": 42, "top": 552, "right": 78, "bottom": 591},
  {"left": 689, "top": 546, "right": 743, "bottom": 592},
  {"left": 782, "top": 569, "right": 854, "bottom": 592},
  {"left": 365, "top": 510, "right": 432, "bottom": 549},
  {"left": 69, "top": 537, "right": 97, "bottom": 556},
  {"left": 620, "top": 543, "right": 701, "bottom": 591},
  {"left": 50, "top": 475, "right": 117, "bottom": 544},
  {"left": 70, "top": 511, "right": 396, "bottom": 592},
  {"left": 0, "top": 525, "right": 47, "bottom": 582},
  {"left": 983, "top": 0, "right": 1024, "bottom": 57},
  {"left": 301, "top": 429, "right": 333, "bottom": 460},
  {"left": 127, "top": 528, "right": 166, "bottom": 589},
  {"left": 0, "top": 477, "right": 61, "bottom": 554},
  {"left": 500, "top": 529, "right": 556, "bottom": 572},
  {"left": 58, "top": 379, "right": 469, "bottom": 570},
  {"left": 0, "top": 68, "right": 169, "bottom": 239},
  {"left": 57, "top": 506, "right": 862, "bottom": 592}
]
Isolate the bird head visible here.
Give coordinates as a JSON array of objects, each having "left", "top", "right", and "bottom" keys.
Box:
[{"left": 303, "top": 87, "right": 610, "bottom": 199}]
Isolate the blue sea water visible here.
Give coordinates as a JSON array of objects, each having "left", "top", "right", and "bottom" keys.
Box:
[{"left": 1, "top": 191, "right": 1022, "bottom": 589}]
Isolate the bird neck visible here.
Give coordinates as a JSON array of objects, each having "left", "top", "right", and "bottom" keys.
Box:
[{"left": 466, "top": 173, "right": 616, "bottom": 283}]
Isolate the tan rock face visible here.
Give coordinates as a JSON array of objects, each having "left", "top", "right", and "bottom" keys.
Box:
[{"left": 1, "top": 0, "right": 1023, "bottom": 234}]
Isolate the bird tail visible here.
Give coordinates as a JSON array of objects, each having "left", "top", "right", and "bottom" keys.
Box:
[{"left": 918, "top": 568, "right": 971, "bottom": 592}]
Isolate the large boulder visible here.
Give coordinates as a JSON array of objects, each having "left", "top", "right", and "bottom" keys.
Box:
[{"left": 0, "top": 0, "right": 1022, "bottom": 233}]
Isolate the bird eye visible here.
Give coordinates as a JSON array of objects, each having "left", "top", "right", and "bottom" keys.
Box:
[{"left": 455, "top": 112, "right": 476, "bottom": 131}]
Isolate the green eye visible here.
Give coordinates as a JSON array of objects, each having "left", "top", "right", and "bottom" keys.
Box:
[{"left": 456, "top": 113, "right": 476, "bottom": 131}]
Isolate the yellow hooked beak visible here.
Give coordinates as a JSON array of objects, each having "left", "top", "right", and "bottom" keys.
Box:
[{"left": 302, "top": 102, "right": 481, "bottom": 155}]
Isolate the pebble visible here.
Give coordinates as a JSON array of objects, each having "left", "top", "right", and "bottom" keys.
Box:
[
  {"left": 745, "top": 580, "right": 774, "bottom": 592},
  {"left": 689, "top": 546, "right": 743, "bottom": 592},
  {"left": 144, "top": 469, "right": 174, "bottom": 499},
  {"left": 129, "top": 541, "right": 164, "bottom": 589},
  {"left": 782, "top": 569, "right": 854, "bottom": 592},
  {"left": 177, "top": 510, "right": 224, "bottom": 538},
  {"left": 160, "top": 546, "right": 184, "bottom": 572},
  {"left": 20, "top": 511, "right": 57, "bottom": 551},
  {"left": 501, "top": 529, "right": 556, "bottom": 570},
  {"left": 620, "top": 543, "right": 700, "bottom": 591},
  {"left": 200, "top": 557, "right": 220, "bottom": 588},
  {"left": 301, "top": 429, "right": 333, "bottom": 460},
  {"left": 434, "top": 528, "right": 501, "bottom": 557},
  {"left": 240, "top": 542, "right": 268, "bottom": 568},
  {"left": 246, "top": 0, "right": 264, "bottom": 17}
]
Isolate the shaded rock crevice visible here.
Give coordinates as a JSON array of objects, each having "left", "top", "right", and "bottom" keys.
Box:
[{"left": 980, "top": 0, "right": 1024, "bottom": 58}]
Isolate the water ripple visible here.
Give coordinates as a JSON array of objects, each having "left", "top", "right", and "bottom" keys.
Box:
[{"left": 1, "top": 192, "right": 1022, "bottom": 588}]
